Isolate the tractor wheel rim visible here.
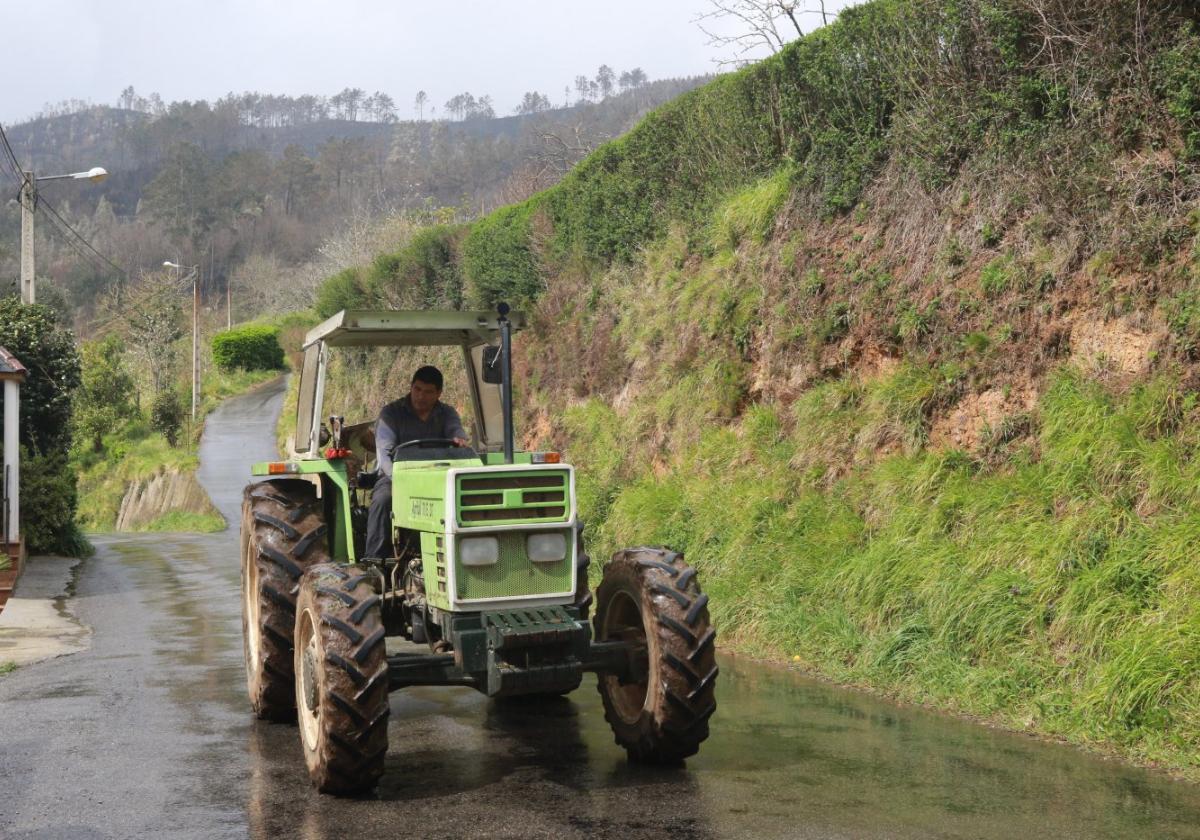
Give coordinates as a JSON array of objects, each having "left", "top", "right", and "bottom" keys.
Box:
[
  {"left": 243, "top": 541, "right": 260, "bottom": 673},
  {"left": 297, "top": 609, "right": 320, "bottom": 750},
  {"left": 602, "top": 589, "right": 649, "bottom": 724}
]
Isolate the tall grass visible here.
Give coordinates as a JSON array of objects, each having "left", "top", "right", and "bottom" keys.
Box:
[{"left": 565, "top": 366, "right": 1200, "bottom": 775}]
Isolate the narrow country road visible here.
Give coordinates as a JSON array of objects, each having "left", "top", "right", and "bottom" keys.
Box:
[{"left": 2, "top": 378, "right": 1200, "bottom": 839}]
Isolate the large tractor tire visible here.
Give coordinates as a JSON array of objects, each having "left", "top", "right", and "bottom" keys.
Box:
[
  {"left": 594, "top": 547, "right": 717, "bottom": 763},
  {"left": 572, "top": 520, "right": 593, "bottom": 621},
  {"left": 294, "top": 563, "right": 390, "bottom": 795},
  {"left": 241, "top": 480, "right": 330, "bottom": 721}
]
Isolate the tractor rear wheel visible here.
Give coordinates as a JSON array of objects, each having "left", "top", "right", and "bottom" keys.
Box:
[
  {"left": 594, "top": 547, "right": 717, "bottom": 763},
  {"left": 241, "top": 479, "right": 330, "bottom": 721},
  {"left": 295, "top": 563, "right": 390, "bottom": 794}
]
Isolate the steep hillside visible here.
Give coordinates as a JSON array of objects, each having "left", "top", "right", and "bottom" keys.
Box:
[{"left": 315, "top": 1, "right": 1200, "bottom": 776}]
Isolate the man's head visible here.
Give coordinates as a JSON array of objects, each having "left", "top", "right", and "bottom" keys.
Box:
[{"left": 409, "top": 365, "right": 444, "bottom": 414}]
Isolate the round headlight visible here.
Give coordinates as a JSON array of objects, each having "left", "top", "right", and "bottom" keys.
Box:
[
  {"left": 527, "top": 532, "right": 567, "bottom": 563},
  {"left": 459, "top": 536, "right": 499, "bottom": 566}
]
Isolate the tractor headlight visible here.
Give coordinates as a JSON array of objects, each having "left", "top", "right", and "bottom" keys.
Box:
[
  {"left": 527, "top": 532, "right": 567, "bottom": 564},
  {"left": 459, "top": 536, "right": 499, "bottom": 566}
]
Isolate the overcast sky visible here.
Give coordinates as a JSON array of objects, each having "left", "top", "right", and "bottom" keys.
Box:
[{"left": 4, "top": 0, "right": 855, "bottom": 124}]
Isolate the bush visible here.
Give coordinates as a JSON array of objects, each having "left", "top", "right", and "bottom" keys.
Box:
[
  {"left": 211, "top": 325, "right": 285, "bottom": 372},
  {"left": 314, "top": 266, "right": 370, "bottom": 319},
  {"left": 371, "top": 225, "right": 466, "bottom": 308},
  {"left": 0, "top": 297, "right": 81, "bottom": 453},
  {"left": 74, "top": 335, "right": 137, "bottom": 452},
  {"left": 151, "top": 390, "right": 185, "bottom": 447},
  {"left": 21, "top": 449, "right": 90, "bottom": 557},
  {"left": 462, "top": 200, "right": 542, "bottom": 306}
]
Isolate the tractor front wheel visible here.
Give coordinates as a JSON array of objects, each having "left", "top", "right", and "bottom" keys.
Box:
[
  {"left": 241, "top": 480, "right": 330, "bottom": 720},
  {"left": 594, "top": 547, "right": 717, "bottom": 763},
  {"left": 295, "top": 563, "right": 390, "bottom": 795}
]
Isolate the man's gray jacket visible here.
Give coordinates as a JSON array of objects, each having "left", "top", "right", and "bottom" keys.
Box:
[{"left": 374, "top": 396, "right": 467, "bottom": 478}]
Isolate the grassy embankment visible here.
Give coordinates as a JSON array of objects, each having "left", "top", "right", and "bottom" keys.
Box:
[
  {"left": 75, "top": 313, "right": 313, "bottom": 532},
  {"left": 310, "top": 1, "right": 1200, "bottom": 775}
]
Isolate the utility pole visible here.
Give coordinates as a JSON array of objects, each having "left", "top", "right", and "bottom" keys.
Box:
[
  {"left": 19, "top": 173, "right": 34, "bottom": 304},
  {"left": 192, "top": 270, "right": 199, "bottom": 422},
  {"left": 164, "top": 260, "right": 200, "bottom": 422},
  {"left": 17, "top": 166, "right": 108, "bottom": 304},
  {"left": 226, "top": 279, "right": 231, "bottom": 329}
]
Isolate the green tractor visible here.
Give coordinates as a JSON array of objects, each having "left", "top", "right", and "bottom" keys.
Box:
[{"left": 240, "top": 306, "right": 718, "bottom": 794}]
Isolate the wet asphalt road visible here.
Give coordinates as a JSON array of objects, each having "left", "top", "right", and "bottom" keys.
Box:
[{"left": 4, "top": 378, "right": 1200, "bottom": 838}]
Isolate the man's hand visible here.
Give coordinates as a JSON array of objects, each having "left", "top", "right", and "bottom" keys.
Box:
[{"left": 453, "top": 437, "right": 469, "bottom": 448}]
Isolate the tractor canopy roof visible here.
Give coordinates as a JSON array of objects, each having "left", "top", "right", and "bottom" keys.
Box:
[{"left": 305, "top": 309, "right": 526, "bottom": 349}]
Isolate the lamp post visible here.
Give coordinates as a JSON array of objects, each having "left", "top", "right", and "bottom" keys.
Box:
[
  {"left": 20, "top": 166, "right": 108, "bottom": 304},
  {"left": 164, "top": 260, "right": 200, "bottom": 423}
]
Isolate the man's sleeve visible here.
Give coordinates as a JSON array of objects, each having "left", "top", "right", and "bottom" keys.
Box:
[
  {"left": 443, "top": 404, "right": 468, "bottom": 443},
  {"left": 375, "top": 407, "right": 396, "bottom": 479}
]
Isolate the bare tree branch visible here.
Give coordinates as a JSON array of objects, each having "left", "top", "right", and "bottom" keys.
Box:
[{"left": 693, "top": 0, "right": 840, "bottom": 68}]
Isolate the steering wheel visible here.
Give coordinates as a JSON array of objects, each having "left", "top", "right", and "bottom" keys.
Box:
[{"left": 392, "top": 438, "right": 475, "bottom": 457}]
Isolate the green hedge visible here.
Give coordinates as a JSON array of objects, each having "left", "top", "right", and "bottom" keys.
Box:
[
  {"left": 372, "top": 224, "right": 466, "bottom": 308},
  {"left": 317, "top": 0, "right": 1194, "bottom": 310},
  {"left": 211, "top": 324, "right": 285, "bottom": 372}
]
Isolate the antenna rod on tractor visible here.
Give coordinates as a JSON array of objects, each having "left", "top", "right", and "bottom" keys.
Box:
[{"left": 498, "top": 302, "right": 515, "bottom": 464}]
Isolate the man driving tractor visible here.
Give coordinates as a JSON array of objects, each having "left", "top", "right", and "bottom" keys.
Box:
[{"left": 364, "top": 365, "right": 468, "bottom": 559}]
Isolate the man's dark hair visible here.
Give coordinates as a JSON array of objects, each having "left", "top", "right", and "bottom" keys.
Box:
[{"left": 412, "top": 365, "right": 444, "bottom": 391}]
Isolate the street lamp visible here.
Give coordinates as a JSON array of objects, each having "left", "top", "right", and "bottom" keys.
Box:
[
  {"left": 164, "top": 260, "right": 200, "bottom": 423},
  {"left": 19, "top": 166, "right": 109, "bottom": 304}
]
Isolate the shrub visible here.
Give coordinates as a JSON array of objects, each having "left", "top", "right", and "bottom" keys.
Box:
[
  {"left": 462, "top": 200, "right": 542, "bottom": 306},
  {"left": 314, "top": 266, "right": 370, "bottom": 319},
  {"left": 0, "top": 298, "right": 81, "bottom": 453},
  {"left": 74, "top": 335, "right": 137, "bottom": 452},
  {"left": 371, "top": 225, "right": 466, "bottom": 308},
  {"left": 211, "top": 325, "right": 285, "bottom": 372},
  {"left": 151, "top": 390, "right": 185, "bottom": 447},
  {"left": 21, "top": 449, "right": 90, "bottom": 557}
]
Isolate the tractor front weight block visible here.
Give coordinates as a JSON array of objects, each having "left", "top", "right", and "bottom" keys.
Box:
[{"left": 382, "top": 606, "right": 645, "bottom": 698}]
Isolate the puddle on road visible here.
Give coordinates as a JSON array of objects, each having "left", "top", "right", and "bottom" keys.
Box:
[{"left": 228, "top": 657, "right": 1200, "bottom": 840}]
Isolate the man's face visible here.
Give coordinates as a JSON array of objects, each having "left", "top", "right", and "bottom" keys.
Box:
[{"left": 409, "top": 378, "right": 441, "bottom": 414}]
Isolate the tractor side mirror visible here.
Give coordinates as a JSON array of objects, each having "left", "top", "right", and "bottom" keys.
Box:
[{"left": 481, "top": 345, "right": 503, "bottom": 385}]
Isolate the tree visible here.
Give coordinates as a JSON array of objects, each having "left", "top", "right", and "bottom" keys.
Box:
[
  {"left": 445, "top": 92, "right": 478, "bottom": 121},
  {"left": 414, "top": 90, "right": 428, "bottom": 121},
  {"left": 276, "top": 144, "right": 320, "bottom": 216},
  {"left": 0, "top": 300, "right": 86, "bottom": 556},
  {"left": 372, "top": 91, "right": 397, "bottom": 123},
  {"left": 693, "top": 1, "right": 829, "bottom": 66},
  {"left": 0, "top": 298, "right": 81, "bottom": 453},
  {"left": 318, "top": 137, "right": 368, "bottom": 199},
  {"left": 515, "top": 91, "right": 553, "bottom": 115},
  {"left": 151, "top": 389, "right": 184, "bottom": 447},
  {"left": 123, "top": 279, "right": 184, "bottom": 396},
  {"left": 119, "top": 85, "right": 136, "bottom": 110},
  {"left": 574, "top": 75, "right": 593, "bottom": 103},
  {"left": 340, "top": 87, "right": 366, "bottom": 121},
  {"left": 74, "top": 335, "right": 137, "bottom": 452},
  {"left": 596, "top": 65, "right": 616, "bottom": 99},
  {"left": 472, "top": 95, "right": 496, "bottom": 120},
  {"left": 141, "top": 142, "right": 216, "bottom": 242}
]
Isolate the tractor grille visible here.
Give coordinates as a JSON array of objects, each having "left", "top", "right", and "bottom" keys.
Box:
[
  {"left": 455, "top": 532, "right": 573, "bottom": 601},
  {"left": 456, "top": 471, "right": 569, "bottom": 527}
]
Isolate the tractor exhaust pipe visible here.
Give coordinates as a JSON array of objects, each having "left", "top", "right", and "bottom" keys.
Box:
[{"left": 498, "top": 302, "right": 515, "bottom": 464}]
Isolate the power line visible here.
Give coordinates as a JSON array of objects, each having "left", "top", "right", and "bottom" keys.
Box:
[
  {"left": 36, "top": 193, "right": 129, "bottom": 281},
  {"left": 0, "top": 122, "right": 23, "bottom": 186},
  {"left": 36, "top": 208, "right": 118, "bottom": 279}
]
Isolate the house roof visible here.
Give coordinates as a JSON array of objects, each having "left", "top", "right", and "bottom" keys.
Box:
[{"left": 0, "top": 347, "right": 27, "bottom": 382}]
